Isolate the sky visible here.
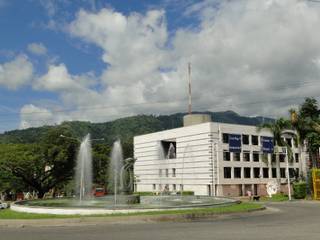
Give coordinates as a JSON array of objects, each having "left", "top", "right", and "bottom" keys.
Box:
[{"left": 1, "top": 0, "right": 320, "bottom": 133}]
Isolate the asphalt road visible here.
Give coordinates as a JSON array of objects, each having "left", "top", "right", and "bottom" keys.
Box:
[{"left": 0, "top": 201, "right": 319, "bottom": 240}]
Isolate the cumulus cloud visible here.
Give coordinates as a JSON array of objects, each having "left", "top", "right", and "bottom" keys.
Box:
[
  {"left": 27, "top": 42, "right": 47, "bottom": 55},
  {"left": 20, "top": 104, "right": 54, "bottom": 129},
  {"left": 20, "top": 0, "right": 320, "bottom": 128},
  {"left": 0, "top": 55, "right": 33, "bottom": 90}
]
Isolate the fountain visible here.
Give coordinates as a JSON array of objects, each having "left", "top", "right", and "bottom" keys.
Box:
[
  {"left": 75, "top": 134, "right": 93, "bottom": 203},
  {"left": 109, "top": 140, "right": 124, "bottom": 205},
  {"left": 11, "top": 135, "right": 236, "bottom": 215}
]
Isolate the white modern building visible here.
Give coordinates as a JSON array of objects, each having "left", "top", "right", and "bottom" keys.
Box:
[{"left": 134, "top": 115, "right": 308, "bottom": 196}]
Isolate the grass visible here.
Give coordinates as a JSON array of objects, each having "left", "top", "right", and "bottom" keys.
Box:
[
  {"left": 260, "top": 193, "right": 289, "bottom": 202},
  {"left": 0, "top": 202, "right": 263, "bottom": 219}
]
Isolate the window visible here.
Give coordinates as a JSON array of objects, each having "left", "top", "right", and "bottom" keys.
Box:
[
  {"left": 289, "top": 168, "right": 295, "bottom": 178},
  {"left": 242, "top": 134, "right": 249, "bottom": 145},
  {"left": 223, "top": 151, "right": 230, "bottom": 161},
  {"left": 223, "top": 133, "right": 229, "bottom": 143},
  {"left": 272, "top": 154, "right": 276, "bottom": 163},
  {"left": 161, "top": 140, "right": 176, "bottom": 159},
  {"left": 153, "top": 184, "right": 156, "bottom": 190},
  {"left": 252, "top": 135, "right": 259, "bottom": 145},
  {"left": 295, "top": 153, "right": 299, "bottom": 163},
  {"left": 180, "top": 184, "right": 184, "bottom": 191},
  {"left": 244, "top": 167, "right": 251, "bottom": 178},
  {"left": 224, "top": 167, "right": 232, "bottom": 179},
  {"left": 296, "top": 168, "right": 299, "bottom": 178},
  {"left": 279, "top": 154, "right": 285, "bottom": 162},
  {"left": 272, "top": 168, "right": 277, "bottom": 178},
  {"left": 286, "top": 138, "right": 292, "bottom": 147},
  {"left": 234, "top": 167, "right": 241, "bottom": 178},
  {"left": 254, "top": 168, "right": 260, "bottom": 178},
  {"left": 253, "top": 152, "right": 260, "bottom": 162},
  {"left": 263, "top": 168, "right": 269, "bottom": 178},
  {"left": 173, "top": 184, "right": 176, "bottom": 191},
  {"left": 280, "top": 168, "right": 286, "bottom": 178},
  {"left": 165, "top": 184, "right": 169, "bottom": 191},
  {"left": 165, "top": 169, "right": 169, "bottom": 177},
  {"left": 233, "top": 152, "right": 240, "bottom": 161},
  {"left": 172, "top": 168, "right": 176, "bottom": 177},
  {"left": 159, "top": 169, "right": 162, "bottom": 177},
  {"left": 243, "top": 151, "right": 250, "bottom": 162}
]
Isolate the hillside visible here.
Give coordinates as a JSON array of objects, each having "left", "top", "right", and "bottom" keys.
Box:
[{"left": 0, "top": 111, "right": 273, "bottom": 145}]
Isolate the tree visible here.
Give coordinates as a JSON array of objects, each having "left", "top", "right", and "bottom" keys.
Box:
[
  {"left": 0, "top": 127, "right": 78, "bottom": 198},
  {"left": 290, "top": 98, "right": 320, "bottom": 168},
  {"left": 258, "top": 118, "right": 293, "bottom": 184},
  {"left": 92, "top": 143, "right": 110, "bottom": 187}
]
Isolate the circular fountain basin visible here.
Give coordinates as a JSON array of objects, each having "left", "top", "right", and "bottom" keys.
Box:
[{"left": 11, "top": 196, "right": 238, "bottom": 215}]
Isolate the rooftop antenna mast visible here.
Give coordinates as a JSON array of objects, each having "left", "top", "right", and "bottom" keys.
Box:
[{"left": 188, "top": 62, "right": 192, "bottom": 115}]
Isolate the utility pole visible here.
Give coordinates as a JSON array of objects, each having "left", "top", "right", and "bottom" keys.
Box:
[
  {"left": 188, "top": 62, "right": 192, "bottom": 115},
  {"left": 284, "top": 147, "right": 292, "bottom": 200}
]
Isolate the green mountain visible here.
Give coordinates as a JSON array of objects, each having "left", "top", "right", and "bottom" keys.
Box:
[{"left": 0, "top": 111, "right": 273, "bottom": 145}]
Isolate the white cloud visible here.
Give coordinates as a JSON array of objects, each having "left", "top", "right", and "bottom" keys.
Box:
[
  {"left": 0, "top": 55, "right": 33, "bottom": 90},
  {"left": 27, "top": 42, "right": 47, "bottom": 55},
  {"left": 20, "top": 104, "right": 54, "bottom": 129},
  {"left": 20, "top": 0, "right": 320, "bottom": 128}
]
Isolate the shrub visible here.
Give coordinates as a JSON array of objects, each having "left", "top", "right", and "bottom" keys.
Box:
[
  {"left": 133, "top": 192, "right": 154, "bottom": 196},
  {"left": 177, "top": 191, "right": 194, "bottom": 196},
  {"left": 293, "top": 181, "right": 307, "bottom": 199}
]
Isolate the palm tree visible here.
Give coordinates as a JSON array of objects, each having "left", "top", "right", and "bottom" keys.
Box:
[
  {"left": 258, "top": 118, "right": 293, "bottom": 185},
  {"left": 290, "top": 98, "right": 320, "bottom": 169}
]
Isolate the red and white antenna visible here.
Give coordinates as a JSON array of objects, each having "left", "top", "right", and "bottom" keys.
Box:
[{"left": 188, "top": 62, "right": 192, "bottom": 115}]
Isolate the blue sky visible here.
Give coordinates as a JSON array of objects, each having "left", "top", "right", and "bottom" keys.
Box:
[{"left": 1, "top": 0, "right": 320, "bottom": 132}]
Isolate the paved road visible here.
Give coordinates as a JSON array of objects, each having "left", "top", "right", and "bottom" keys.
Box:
[{"left": 0, "top": 201, "right": 319, "bottom": 240}]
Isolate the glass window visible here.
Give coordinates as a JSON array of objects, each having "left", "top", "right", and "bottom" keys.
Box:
[
  {"left": 280, "top": 168, "right": 286, "bottom": 178},
  {"left": 172, "top": 168, "right": 176, "bottom": 177},
  {"left": 165, "top": 169, "right": 169, "bottom": 177},
  {"left": 252, "top": 135, "right": 259, "bottom": 145},
  {"left": 263, "top": 168, "right": 269, "bottom": 178},
  {"left": 153, "top": 184, "right": 156, "bottom": 190},
  {"left": 244, "top": 167, "right": 251, "bottom": 178},
  {"left": 295, "top": 153, "right": 299, "bottom": 163},
  {"left": 280, "top": 154, "right": 285, "bottom": 162},
  {"left": 254, "top": 168, "right": 260, "bottom": 178},
  {"left": 223, "top": 133, "right": 229, "bottom": 143},
  {"left": 234, "top": 167, "right": 241, "bottom": 178},
  {"left": 173, "top": 184, "right": 176, "bottom": 191},
  {"left": 243, "top": 151, "right": 250, "bottom": 162},
  {"left": 223, "top": 151, "right": 230, "bottom": 161},
  {"left": 289, "top": 168, "right": 295, "bottom": 178},
  {"left": 224, "top": 167, "right": 232, "bottom": 178},
  {"left": 272, "top": 168, "right": 277, "bottom": 178},
  {"left": 242, "top": 134, "right": 249, "bottom": 145},
  {"left": 253, "top": 152, "right": 260, "bottom": 162},
  {"left": 286, "top": 138, "right": 292, "bottom": 147},
  {"left": 180, "top": 184, "right": 184, "bottom": 191},
  {"left": 272, "top": 154, "right": 276, "bottom": 163},
  {"left": 233, "top": 152, "right": 240, "bottom": 161}
]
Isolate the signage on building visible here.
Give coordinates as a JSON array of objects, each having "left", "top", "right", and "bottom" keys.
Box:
[
  {"left": 229, "top": 134, "right": 241, "bottom": 152},
  {"left": 261, "top": 136, "right": 274, "bottom": 153}
]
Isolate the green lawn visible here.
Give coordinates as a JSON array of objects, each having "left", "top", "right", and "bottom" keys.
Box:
[
  {"left": 0, "top": 202, "right": 263, "bottom": 219},
  {"left": 260, "top": 194, "right": 289, "bottom": 202}
]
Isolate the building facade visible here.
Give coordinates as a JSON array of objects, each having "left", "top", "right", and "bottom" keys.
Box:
[{"left": 133, "top": 122, "right": 307, "bottom": 196}]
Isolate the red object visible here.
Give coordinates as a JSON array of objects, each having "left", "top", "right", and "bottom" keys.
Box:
[
  {"left": 93, "top": 187, "right": 106, "bottom": 197},
  {"left": 16, "top": 192, "right": 24, "bottom": 201}
]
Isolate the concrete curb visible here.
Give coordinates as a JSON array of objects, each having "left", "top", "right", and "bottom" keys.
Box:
[{"left": 0, "top": 206, "right": 266, "bottom": 228}]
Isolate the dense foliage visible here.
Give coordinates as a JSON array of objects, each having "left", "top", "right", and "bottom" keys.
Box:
[{"left": 293, "top": 182, "right": 307, "bottom": 199}]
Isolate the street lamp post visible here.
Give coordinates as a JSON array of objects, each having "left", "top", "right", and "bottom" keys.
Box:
[{"left": 283, "top": 147, "right": 292, "bottom": 201}]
